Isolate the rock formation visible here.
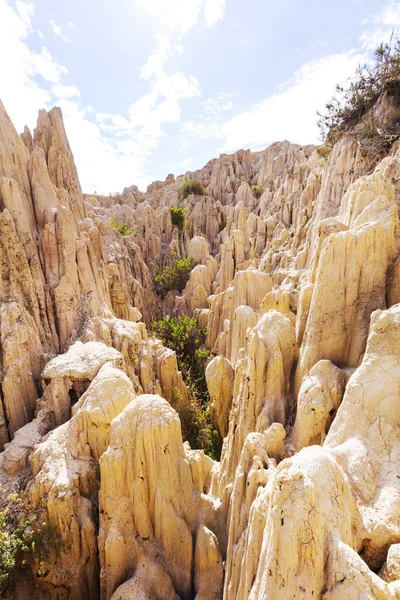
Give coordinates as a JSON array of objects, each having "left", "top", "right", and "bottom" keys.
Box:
[{"left": 0, "top": 91, "right": 399, "bottom": 600}]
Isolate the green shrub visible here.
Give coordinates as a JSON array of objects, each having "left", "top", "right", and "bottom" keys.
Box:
[
  {"left": 151, "top": 315, "right": 221, "bottom": 459},
  {"left": 154, "top": 257, "right": 193, "bottom": 297},
  {"left": 318, "top": 36, "right": 400, "bottom": 143},
  {"left": 152, "top": 315, "right": 206, "bottom": 379},
  {"left": 0, "top": 492, "right": 57, "bottom": 591},
  {"left": 170, "top": 206, "right": 187, "bottom": 231},
  {"left": 251, "top": 185, "right": 266, "bottom": 199},
  {"left": 110, "top": 217, "right": 134, "bottom": 236},
  {"left": 179, "top": 179, "right": 206, "bottom": 199}
]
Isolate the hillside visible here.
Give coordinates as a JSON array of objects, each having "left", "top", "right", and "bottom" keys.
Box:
[{"left": 0, "top": 94, "right": 399, "bottom": 600}]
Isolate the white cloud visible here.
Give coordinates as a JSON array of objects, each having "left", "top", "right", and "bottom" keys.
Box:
[
  {"left": 0, "top": 0, "right": 153, "bottom": 192},
  {"left": 140, "top": 34, "right": 175, "bottom": 80},
  {"left": 52, "top": 84, "right": 80, "bottom": 100},
  {"left": 49, "top": 19, "right": 71, "bottom": 43},
  {"left": 132, "top": 0, "right": 227, "bottom": 33},
  {"left": 181, "top": 119, "right": 222, "bottom": 140},
  {"left": 204, "top": 0, "right": 226, "bottom": 28},
  {"left": 0, "top": 0, "right": 62, "bottom": 128},
  {"left": 360, "top": 0, "right": 400, "bottom": 49},
  {"left": 133, "top": 0, "right": 203, "bottom": 34},
  {"left": 16, "top": 0, "right": 33, "bottom": 30},
  {"left": 203, "top": 91, "right": 236, "bottom": 117},
  {"left": 103, "top": 0, "right": 227, "bottom": 181},
  {"left": 33, "top": 46, "right": 68, "bottom": 83},
  {"left": 219, "top": 52, "right": 365, "bottom": 151},
  {"left": 0, "top": 0, "right": 205, "bottom": 193},
  {"left": 180, "top": 51, "right": 366, "bottom": 151},
  {"left": 379, "top": 0, "right": 400, "bottom": 26},
  {"left": 53, "top": 99, "right": 151, "bottom": 192},
  {"left": 181, "top": 3, "right": 400, "bottom": 155},
  {"left": 181, "top": 157, "right": 193, "bottom": 168}
]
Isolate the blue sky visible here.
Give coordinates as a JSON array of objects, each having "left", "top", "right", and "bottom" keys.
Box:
[{"left": 0, "top": 0, "right": 399, "bottom": 193}]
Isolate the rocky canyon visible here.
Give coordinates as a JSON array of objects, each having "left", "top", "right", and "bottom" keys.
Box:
[{"left": 0, "top": 77, "right": 400, "bottom": 600}]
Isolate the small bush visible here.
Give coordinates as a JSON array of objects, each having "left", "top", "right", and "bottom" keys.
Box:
[
  {"left": 251, "top": 185, "right": 266, "bottom": 199},
  {"left": 152, "top": 315, "right": 206, "bottom": 377},
  {"left": 110, "top": 217, "right": 134, "bottom": 236},
  {"left": 0, "top": 492, "right": 57, "bottom": 592},
  {"left": 170, "top": 206, "right": 187, "bottom": 231},
  {"left": 179, "top": 179, "right": 206, "bottom": 199},
  {"left": 154, "top": 257, "right": 193, "bottom": 297},
  {"left": 152, "top": 315, "right": 221, "bottom": 459}
]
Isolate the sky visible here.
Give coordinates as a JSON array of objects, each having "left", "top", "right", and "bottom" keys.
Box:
[{"left": 0, "top": 0, "right": 399, "bottom": 193}]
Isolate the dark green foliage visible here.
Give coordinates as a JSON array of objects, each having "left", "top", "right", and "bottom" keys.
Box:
[
  {"left": 154, "top": 257, "right": 194, "bottom": 297},
  {"left": 152, "top": 315, "right": 222, "bottom": 459},
  {"left": 152, "top": 315, "right": 207, "bottom": 387},
  {"left": 170, "top": 206, "right": 186, "bottom": 231},
  {"left": 251, "top": 184, "right": 266, "bottom": 199},
  {"left": 110, "top": 217, "right": 134, "bottom": 236},
  {"left": 0, "top": 492, "right": 57, "bottom": 592},
  {"left": 179, "top": 179, "right": 206, "bottom": 199},
  {"left": 318, "top": 36, "right": 400, "bottom": 146}
]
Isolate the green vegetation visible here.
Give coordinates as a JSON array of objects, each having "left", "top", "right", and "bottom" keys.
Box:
[
  {"left": 318, "top": 36, "right": 400, "bottom": 151},
  {"left": 0, "top": 492, "right": 57, "bottom": 592},
  {"left": 152, "top": 315, "right": 221, "bottom": 459},
  {"left": 251, "top": 184, "right": 266, "bottom": 199},
  {"left": 110, "top": 217, "right": 135, "bottom": 236},
  {"left": 154, "top": 257, "right": 194, "bottom": 297},
  {"left": 170, "top": 206, "right": 187, "bottom": 231},
  {"left": 179, "top": 179, "right": 206, "bottom": 200}
]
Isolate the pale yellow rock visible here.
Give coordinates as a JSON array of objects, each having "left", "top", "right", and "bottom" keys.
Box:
[
  {"left": 194, "top": 525, "right": 223, "bottom": 600},
  {"left": 0, "top": 419, "right": 41, "bottom": 476},
  {"left": 27, "top": 363, "right": 136, "bottom": 600},
  {"left": 231, "top": 305, "right": 400, "bottom": 600},
  {"left": 34, "top": 107, "right": 85, "bottom": 222},
  {"left": 291, "top": 359, "right": 347, "bottom": 451},
  {"left": 247, "top": 447, "right": 365, "bottom": 600},
  {"left": 99, "top": 394, "right": 218, "bottom": 600},
  {"left": 111, "top": 561, "right": 179, "bottom": 600},
  {"left": 0, "top": 301, "right": 44, "bottom": 437},
  {"left": 259, "top": 288, "right": 296, "bottom": 325},
  {"left": 387, "top": 252, "right": 400, "bottom": 307},
  {"left": 0, "top": 100, "right": 32, "bottom": 216},
  {"left": 206, "top": 355, "right": 235, "bottom": 437},
  {"left": 296, "top": 197, "right": 399, "bottom": 392},
  {"left": 187, "top": 235, "right": 211, "bottom": 263},
  {"left": 325, "top": 304, "right": 400, "bottom": 569},
  {"left": 215, "top": 310, "right": 297, "bottom": 495},
  {"left": 28, "top": 147, "right": 59, "bottom": 230},
  {"left": 224, "top": 305, "right": 257, "bottom": 364},
  {"left": 207, "top": 269, "right": 272, "bottom": 355},
  {"left": 2, "top": 94, "right": 400, "bottom": 600},
  {"left": 380, "top": 544, "right": 400, "bottom": 583},
  {"left": 42, "top": 341, "right": 123, "bottom": 424},
  {"left": 223, "top": 432, "right": 271, "bottom": 600}
]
